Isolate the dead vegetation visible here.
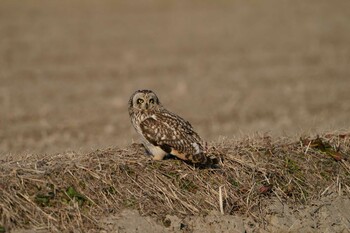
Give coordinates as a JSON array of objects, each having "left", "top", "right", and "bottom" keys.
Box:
[{"left": 0, "top": 133, "right": 349, "bottom": 232}]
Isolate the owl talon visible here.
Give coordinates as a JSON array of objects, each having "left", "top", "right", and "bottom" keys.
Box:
[{"left": 144, "top": 148, "right": 152, "bottom": 156}]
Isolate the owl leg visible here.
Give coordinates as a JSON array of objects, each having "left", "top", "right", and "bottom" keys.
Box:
[
  {"left": 143, "top": 147, "right": 152, "bottom": 156},
  {"left": 145, "top": 143, "right": 167, "bottom": 160},
  {"left": 153, "top": 153, "right": 167, "bottom": 160}
]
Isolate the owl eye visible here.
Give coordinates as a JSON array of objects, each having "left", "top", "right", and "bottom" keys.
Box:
[
  {"left": 149, "top": 99, "right": 155, "bottom": 104},
  {"left": 137, "top": 98, "right": 144, "bottom": 104}
]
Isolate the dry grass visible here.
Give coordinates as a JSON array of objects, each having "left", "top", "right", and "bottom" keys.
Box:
[{"left": 1, "top": 133, "right": 349, "bottom": 232}]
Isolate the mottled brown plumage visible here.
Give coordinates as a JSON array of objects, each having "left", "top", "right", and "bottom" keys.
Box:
[{"left": 128, "top": 89, "right": 218, "bottom": 165}]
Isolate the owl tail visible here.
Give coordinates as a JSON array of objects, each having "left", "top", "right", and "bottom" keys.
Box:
[
  {"left": 189, "top": 152, "right": 220, "bottom": 166},
  {"left": 168, "top": 146, "right": 221, "bottom": 167}
]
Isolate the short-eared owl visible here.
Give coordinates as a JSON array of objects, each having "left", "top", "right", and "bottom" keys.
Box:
[{"left": 128, "top": 89, "right": 218, "bottom": 165}]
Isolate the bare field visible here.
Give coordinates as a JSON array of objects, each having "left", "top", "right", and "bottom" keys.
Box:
[{"left": 1, "top": 0, "right": 350, "bottom": 155}]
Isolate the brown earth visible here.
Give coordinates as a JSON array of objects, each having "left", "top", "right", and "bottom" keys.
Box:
[
  {"left": 1, "top": 0, "right": 350, "bottom": 155},
  {"left": 1, "top": 0, "right": 350, "bottom": 232}
]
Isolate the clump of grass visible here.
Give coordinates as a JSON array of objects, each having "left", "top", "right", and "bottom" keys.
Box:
[{"left": 0, "top": 133, "right": 349, "bottom": 232}]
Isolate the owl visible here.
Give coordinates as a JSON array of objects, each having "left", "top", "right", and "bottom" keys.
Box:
[{"left": 128, "top": 89, "right": 218, "bottom": 165}]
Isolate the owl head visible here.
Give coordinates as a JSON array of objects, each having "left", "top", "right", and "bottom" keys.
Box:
[{"left": 129, "top": 89, "right": 161, "bottom": 111}]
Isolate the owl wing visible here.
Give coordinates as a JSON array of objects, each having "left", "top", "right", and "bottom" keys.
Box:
[{"left": 139, "top": 112, "right": 203, "bottom": 161}]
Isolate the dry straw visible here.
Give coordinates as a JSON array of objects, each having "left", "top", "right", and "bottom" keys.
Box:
[{"left": 0, "top": 133, "right": 349, "bottom": 232}]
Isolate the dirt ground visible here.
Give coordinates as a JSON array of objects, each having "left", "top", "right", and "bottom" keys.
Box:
[
  {"left": 102, "top": 194, "right": 350, "bottom": 233},
  {"left": 1, "top": 0, "right": 350, "bottom": 155},
  {"left": 1, "top": 0, "right": 350, "bottom": 232}
]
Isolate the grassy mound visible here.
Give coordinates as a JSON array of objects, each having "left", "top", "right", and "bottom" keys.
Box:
[{"left": 1, "top": 133, "right": 349, "bottom": 232}]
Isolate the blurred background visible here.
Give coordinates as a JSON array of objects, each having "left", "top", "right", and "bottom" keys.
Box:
[{"left": 1, "top": 0, "right": 349, "bottom": 154}]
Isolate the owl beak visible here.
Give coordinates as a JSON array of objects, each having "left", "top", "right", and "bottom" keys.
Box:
[{"left": 145, "top": 103, "right": 149, "bottom": 109}]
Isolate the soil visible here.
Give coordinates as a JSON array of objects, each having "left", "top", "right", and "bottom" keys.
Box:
[
  {"left": 1, "top": 0, "right": 350, "bottom": 155},
  {"left": 102, "top": 194, "right": 350, "bottom": 233}
]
